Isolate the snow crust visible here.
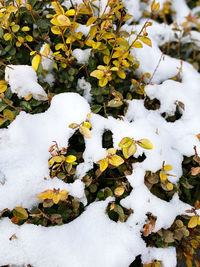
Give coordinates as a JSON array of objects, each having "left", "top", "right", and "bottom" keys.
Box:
[
  {"left": 5, "top": 65, "right": 47, "bottom": 100},
  {"left": 1, "top": 0, "right": 200, "bottom": 267}
]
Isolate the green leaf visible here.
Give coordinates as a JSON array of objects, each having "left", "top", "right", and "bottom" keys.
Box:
[{"left": 13, "top": 207, "right": 28, "bottom": 220}]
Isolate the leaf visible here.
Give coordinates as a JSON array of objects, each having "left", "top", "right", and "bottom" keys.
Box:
[
  {"left": 79, "top": 126, "right": 91, "bottom": 138},
  {"left": 137, "top": 139, "right": 153, "bottom": 149},
  {"left": 3, "top": 109, "right": 14, "bottom": 120},
  {"left": 160, "top": 171, "right": 167, "bottom": 182},
  {"left": 143, "top": 220, "right": 155, "bottom": 236},
  {"left": 99, "top": 77, "right": 108, "bottom": 87},
  {"left": 164, "top": 164, "right": 172, "bottom": 171},
  {"left": 52, "top": 155, "right": 64, "bottom": 163},
  {"left": 32, "top": 54, "right": 41, "bottom": 71},
  {"left": 65, "top": 9, "right": 75, "bottom": 16},
  {"left": 107, "top": 148, "right": 116, "bottom": 156},
  {"left": 119, "top": 137, "right": 133, "bottom": 148},
  {"left": 191, "top": 167, "right": 200, "bottom": 176},
  {"left": 117, "top": 70, "right": 126, "bottom": 79},
  {"left": 90, "top": 70, "right": 104, "bottom": 79},
  {"left": 82, "top": 121, "right": 91, "bottom": 129},
  {"left": 89, "top": 25, "right": 98, "bottom": 39},
  {"left": 107, "top": 99, "right": 123, "bottom": 107},
  {"left": 98, "top": 158, "right": 108, "bottom": 172},
  {"left": 59, "top": 190, "right": 68, "bottom": 201},
  {"left": 37, "top": 190, "right": 54, "bottom": 200},
  {"left": 66, "top": 155, "right": 76, "bottom": 163},
  {"left": 69, "top": 123, "right": 79, "bottom": 129},
  {"left": 86, "top": 16, "right": 98, "bottom": 26},
  {"left": 42, "top": 44, "right": 50, "bottom": 57},
  {"left": 0, "top": 84, "right": 7, "bottom": 93},
  {"left": 48, "top": 158, "right": 54, "bottom": 167},
  {"left": 122, "top": 143, "right": 137, "bottom": 159},
  {"left": 3, "top": 33, "right": 11, "bottom": 41},
  {"left": 11, "top": 25, "right": 20, "bottom": 33},
  {"left": 151, "top": 0, "right": 160, "bottom": 12},
  {"left": 109, "top": 155, "right": 124, "bottom": 167},
  {"left": 13, "top": 207, "right": 28, "bottom": 220},
  {"left": 52, "top": 193, "right": 61, "bottom": 204},
  {"left": 24, "top": 94, "right": 32, "bottom": 101},
  {"left": 132, "top": 41, "right": 143, "bottom": 48},
  {"left": 21, "top": 26, "right": 30, "bottom": 32},
  {"left": 139, "top": 36, "right": 152, "bottom": 47},
  {"left": 91, "top": 105, "right": 102, "bottom": 113},
  {"left": 188, "top": 215, "right": 199, "bottom": 228},
  {"left": 114, "top": 187, "right": 125, "bottom": 197},
  {"left": 166, "top": 182, "right": 173, "bottom": 191},
  {"left": 112, "top": 50, "right": 123, "bottom": 58},
  {"left": 57, "top": 15, "right": 71, "bottom": 26},
  {"left": 113, "top": 204, "right": 125, "bottom": 222}
]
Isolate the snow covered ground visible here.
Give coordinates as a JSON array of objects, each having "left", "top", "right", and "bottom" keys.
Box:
[{"left": 0, "top": 0, "right": 200, "bottom": 266}]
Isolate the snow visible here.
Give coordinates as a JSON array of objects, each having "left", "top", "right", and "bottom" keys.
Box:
[
  {"left": 1, "top": 0, "right": 200, "bottom": 267},
  {"left": 5, "top": 65, "right": 48, "bottom": 100}
]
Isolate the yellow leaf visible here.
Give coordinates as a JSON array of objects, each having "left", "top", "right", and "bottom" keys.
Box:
[
  {"left": 164, "top": 164, "right": 172, "bottom": 171},
  {"left": 24, "top": 94, "right": 32, "bottom": 101},
  {"left": 151, "top": 0, "right": 160, "bottom": 12},
  {"left": 66, "top": 155, "right": 76, "bottom": 163},
  {"left": 109, "top": 155, "right": 124, "bottom": 167},
  {"left": 166, "top": 182, "right": 173, "bottom": 191},
  {"left": 107, "top": 148, "right": 116, "bottom": 156},
  {"left": 7, "top": 6, "right": 18, "bottom": 13},
  {"left": 52, "top": 156, "right": 64, "bottom": 163},
  {"left": 0, "top": 84, "right": 7, "bottom": 93},
  {"left": 42, "top": 44, "right": 50, "bottom": 57},
  {"left": 3, "top": 109, "right": 14, "bottom": 120},
  {"left": 37, "top": 190, "right": 54, "bottom": 200},
  {"left": 99, "top": 158, "right": 108, "bottom": 172},
  {"left": 132, "top": 41, "right": 143, "bottom": 48},
  {"left": 48, "top": 158, "right": 54, "bottom": 167},
  {"left": 65, "top": 9, "right": 75, "bottom": 16},
  {"left": 11, "top": 24, "right": 20, "bottom": 32},
  {"left": 186, "top": 259, "right": 192, "bottom": 267},
  {"left": 139, "top": 36, "right": 152, "bottom": 47},
  {"left": 86, "top": 16, "right": 98, "bottom": 27},
  {"left": 103, "top": 56, "right": 110, "bottom": 64},
  {"left": 32, "top": 54, "right": 41, "bottom": 71},
  {"left": 188, "top": 216, "right": 199, "bottom": 228},
  {"left": 25, "top": 3, "right": 32, "bottom": 10},
  {"left": 119, "top": 137, "right": 133, "bottom": 148},
  {"left": 69, "top": 123, "right": 79, "bottom": 129},
  {"left": 22, "top": 26, "right": 30, "bottom": 31},
  {"left": 53, "top": 193, "right": 61, "bottom": 204},
  {"left": 51, "top": 26, "right": 62, "bottom": 35},
  {"left": 99, "top": 77, "right": 108, "bottom": 87},
  {"left": 55, "top": 43, "right": 64, "bottom": 50},
  {"left": 122, "top": 143, "right": 137, "bottom": 159},
  {"left": 59, "top": 190, "right": 68, "bottom": 200},
  {"left": 160, "top": 171, "right": 167, "bottom": 182},
  {"left": 117, "top": 70, "right": 126, "bottom": 79},
  {"left": 79, "top": 126, "right": 91, "bottom": 138},
  {"left": 3, "top": 33, "right": 11, "bottom": 41},
  {"left": 82, "top": 121, "right": 92, "bottom": 129},
  {"left": 57, "top": 15, "right": 71, "bottom": 26},
  {"left": 0, "top": 118, "right": 5, "bottom": 126},
  {"left": 114, "top": 187, "right": 125, "bottom": 197},
  {"left": 89, "top": 25, "right": 98, "bottom": 39},
  {"left": 90, "top": 70, "right": 104, "bottom": 79},
  {"left": 112, "top": 50, "right": 123, "bottom": 58},
  {"left": 137, "top": 139, "right": 153, "bottom": 149},
  {"left": 17, "top": 36, "right": 24, "bottom": 43},
  {"left": 26, "top": 35, "right": 33, "bottom": 42}
]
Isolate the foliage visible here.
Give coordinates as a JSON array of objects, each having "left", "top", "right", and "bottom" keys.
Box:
[{"left": 1, "top": 0, "right": 200, "bottom": 266}]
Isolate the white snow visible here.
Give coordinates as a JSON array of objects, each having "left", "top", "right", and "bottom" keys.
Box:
[{"left": 5, "top": 65, "right": 48, "bottom": 100}]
